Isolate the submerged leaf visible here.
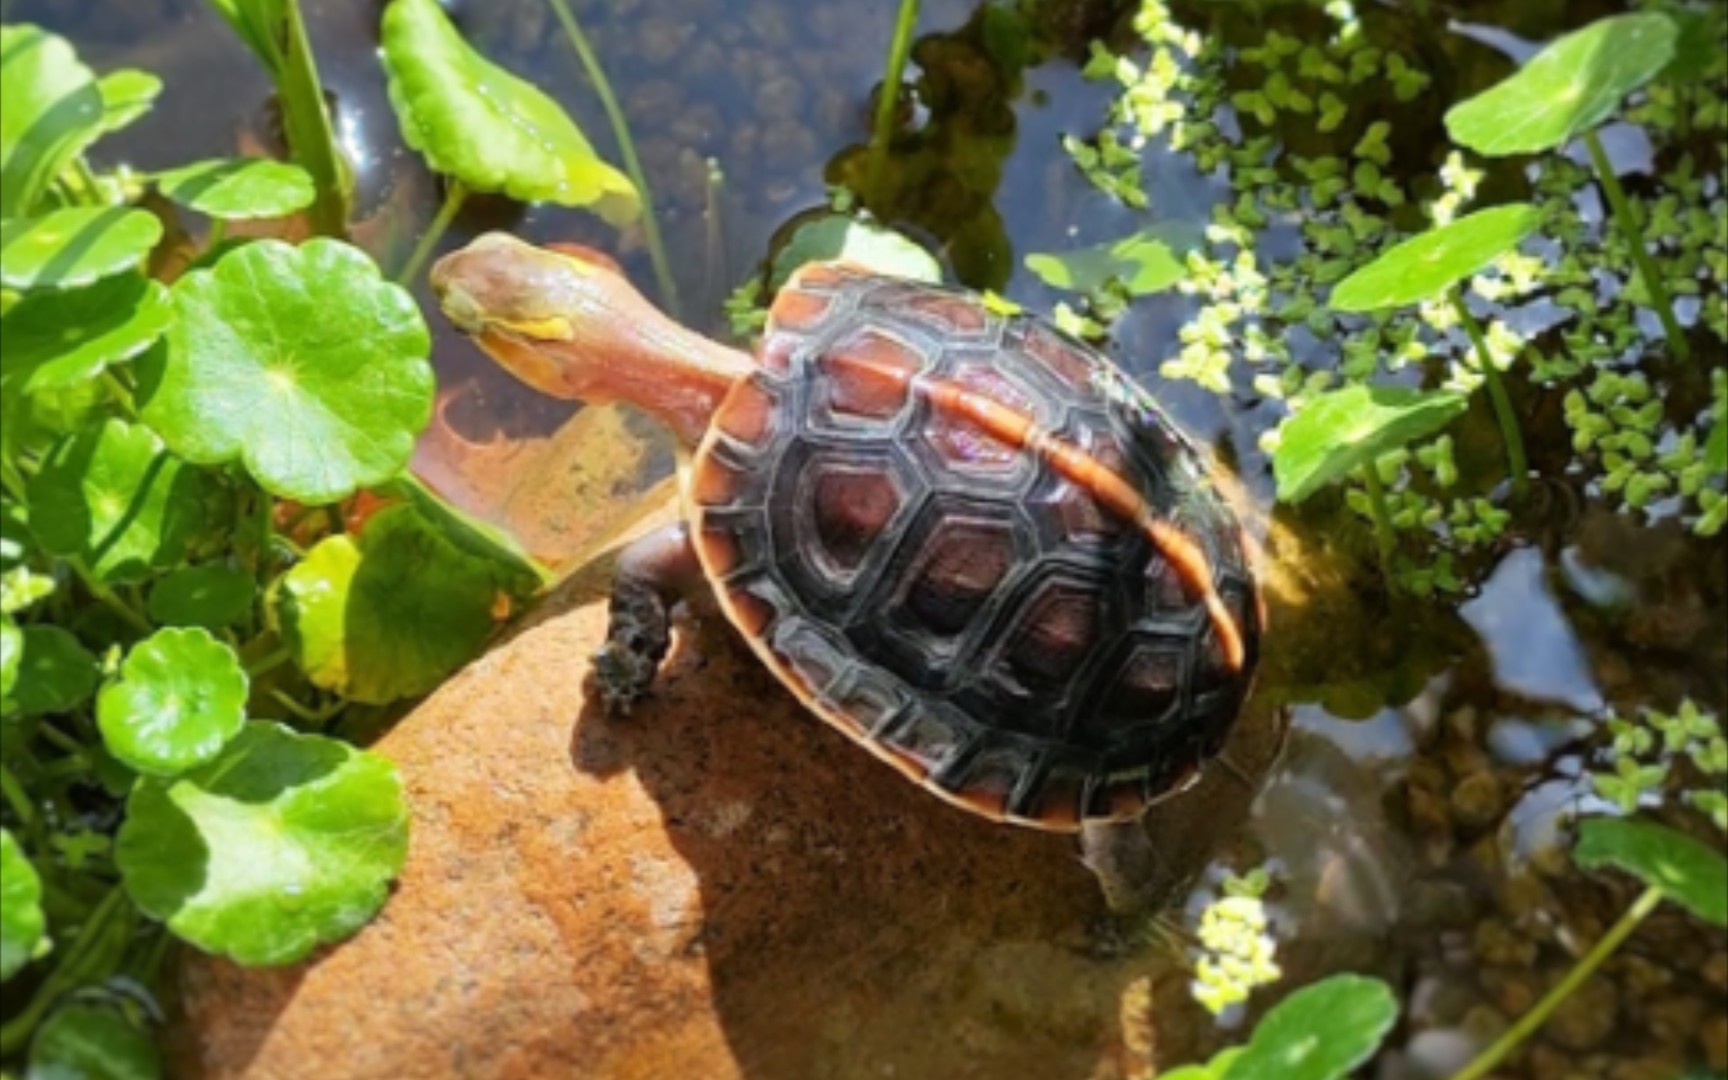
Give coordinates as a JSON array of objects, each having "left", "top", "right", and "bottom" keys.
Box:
[
  {"left": 769, "top": 213, "right": 940, "bottom": 288},
  {"left": 0, "top": 273, "right": 172, "bottom": 395},
  {"left": 1221, "top": 974, "right": 1397, "bottom": 1080},
  {"left": 155, "top": 158, "right": 316, "bottom": 219},
  {"left": 1331, "top": 204, "right": 1541, "bottom": 311},
  {"left": 0, "top": 24, "right": 105, "bottom": 217},
  {"left": 270, "top": 504, "right": 501, "bottom": 703},
  {"left": 1274, "top": 385, "right": 1469, "bottom": 503},
  {"left": 1024, "top": 229, "right": 1189, "bottom": 295},
  {"left": 1575, "top": 817, "right": 1727, "bottom": 926},
  {"left": 1445, "top": 13, "right": 1677, "bottom": 156},
  {"left": 380, "top": 0, "right": 639, "bottom": 223},
  {"left": 1, "top": 828, "right": 46, "bottom": 980},
  {"left": 27, "top": 1001, "right": 161, "bottom": 1080},
  {"left": 137, "top": 238, "right": 433, "bottom": 504},
  {"left": 97, "top": 627, "right": 248, "bottom": 776},
  {"left": 0, "top": 207, "right": 164, "bottom": 290},
  {"left": 116, "top": 721, "right": 409, "bottom": 966},
  {"left": 27, "top": 418, "right": 221, "bottom": 583}
]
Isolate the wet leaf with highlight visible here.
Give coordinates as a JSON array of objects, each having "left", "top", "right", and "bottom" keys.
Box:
[
  {"left": 27, "top": 418, "right": 221, "bottom": 583},
  {"left": 1274, "top": 385, "right": 1469, "bottom": 503},
  {"left": 380, "top": 0, "right": 639, "bottom": 224},
  {"left": 116, "top": 721, "right": 410, "bottom": 966},
  {"left": 1221, "top": 974, "right": 1396, "bottom": 1080},
  {"left": 0, "top": 273, "right": 172, "bottom": 395},
  {"left": 147, "top": 565, "right": 256, "bottom": 630},
  {"left": 769, "top": 214, "right": 941, "bottom": 288},
  {"left": 13, "top": 625, "right": 96, "bottom": 716},
  {"left": 97, "top": 627, "right": 248, "bottom": 776},
  {"left": 98, "top": 69, "right": 163, "bottom": 135},
  {"left": 1, "top": 828, "right": 46, "bottom": 980},
  {"left": 1575, "top": 817, "right": 1727, "bottom": 926},
  {"left": 1445, "top": 13, "right": 1677, "bottom": 156},
  {"left": 0, "top": 24, "right": 104, "bottom": 216},
  {"left": 28, "top": 1002, "right": 161, "bottom": 1080},
  {"left": 0, "top": 207, "right": 164, "bottom": 290},
  {"left": 137, "top": 238, "right": 434, "bottom": 504},
  {"left": 1024, "top": 229, "right": 1190, "bottom": 295},
  {"left": 1331, "top": 205, "right": 1541, "bottom": 311},
  {"left": 270, "top": 505, "right": 501, "bottom": 703},
  {"left": 155, "top": 158, "right": 315, "bottom": 220}
]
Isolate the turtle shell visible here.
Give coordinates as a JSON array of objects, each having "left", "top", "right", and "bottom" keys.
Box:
[{"left": 685, "top": 263, "right": 1261, "bottom": 832}]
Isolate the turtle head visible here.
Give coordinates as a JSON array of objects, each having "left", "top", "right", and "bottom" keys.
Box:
[{"left": 430, "top": 233, "right": 753, "bottom": 446}]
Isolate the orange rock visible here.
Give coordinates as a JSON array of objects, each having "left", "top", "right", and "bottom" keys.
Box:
[{"left": 164, "top": 567, "right": 1282, "bottom": 1080}]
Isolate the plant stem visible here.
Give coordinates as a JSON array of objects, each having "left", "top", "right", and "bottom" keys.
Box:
[
  {"left": 0, "top": 885, "right": 133, "bottom": 1056},
  {"left": 1450, "top": 287, "right": 1529, "bottom": 498},
  {"left": 0, "top": 764, "right": 37, "bottom": 837},
  {"left": 68, "top": 558, "right": 153, "bottom": 637},
  {"left": 869, "top": 0, "right": 921, "bottom": 199},
  {"left": 544, "top": 0, "right": 681, "bottom": 318},
  {"left": 1359, "top": 462, "right": 1396, "bottom": 573},
  {"left": 207, "top": 217, "right": 228, "bottom": 251},
  {"left": 276, "top": 0, "right": 351, "bottom": 236},
  {"left": 397, "top": 180, "right": 467, "bottom": 288},
  {"left": 1449, "top": 885, "right": 1662, "bottom": 1080},
  {"left": 245, "top": 644, "right": 292, "bottom": 680},
  {"left": 1583, "top": 129, "right": 1687, "bottom": 361}
]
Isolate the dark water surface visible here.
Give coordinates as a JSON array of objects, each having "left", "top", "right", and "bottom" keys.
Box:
[{"left": 8, "top": 0, "right": 1725, "bottom": 1076}]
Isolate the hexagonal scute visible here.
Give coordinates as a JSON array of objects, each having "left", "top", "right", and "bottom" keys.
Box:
[
  {"left": 1020, "top": 320, "right": 1101, "bottom": 395},
  {"left": 864, "top": 282, "right": 992, "bottom": 337},
  {"left": 998, "top": 576, "right": 1108, "bottom": 691},
  {"left": 895, "top": 515, "right": 1018, "bottom": 641},
  {"left": 917, "top": 362, "right": 1039, "bottom": 477},
  {"left": 1088, "top": 638, "right": 1186, "bottom": 734},
  {"left": 814, "top": 328, "right": 925, "bottom": 428},
  {"left": 807, "top": 463, "right": 904, "bottom": 577}
]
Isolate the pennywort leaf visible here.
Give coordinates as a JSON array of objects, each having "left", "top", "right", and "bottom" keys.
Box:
[
  {"left": 137, "top": 238, "right": 434, "bottom": 504},
  {"left": 97, "top": 627, "right": 248, "bottom": 776},
  {"left": 1274, "top": 385, "right": 1470, "bottom": 503},
  {"left": 1024, "top": 229, "right": 1189, "bottom": 296},
  {"left": 26, "top": 1001, "right": 161, "bottom": 1080},
  {"left": 154, "top": 157, "right": 316, "bottom": 220},
  {"left": 768, "top": 213, "right": 941, "bottom": 288},
  {"left": 1575, "top": 817, "right": 1728, "bottom": 926},
  {"left": 380, "top": 0, "right": 639, "bottom": 223},
  {"left": 146, "top": 565, "right": 256, "bottom": 631},
  {"left": 0, "top": 273, "right": 173, "bottom": 396},
  {"left": 0, "top": 24, "right": 105, "bottom": 217},
  {"left": 97, "top": 68, "right": 163, "bottom": 135},
  {"left": 1, "top": 828, "right": 47, "bottom": 980},
  {"left": 1221, "top": 974, "right": 1397, "bottom": 1080},
  {"left": 1330, "top": 205, "right": 1542, "bottom": 312},
  {"left": 12, "top": 625, "right": 97, "bottom": 716},
  {"left": 0, "top": 208, "right": 164, "bottom": 290},
  {"left": 116, "top": 721, "right": 409, "bottom": 966}
]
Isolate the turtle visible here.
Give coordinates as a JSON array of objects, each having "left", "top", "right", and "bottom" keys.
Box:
[{"left": 430, "top": 233, "right": 1263, "bottom": 912}]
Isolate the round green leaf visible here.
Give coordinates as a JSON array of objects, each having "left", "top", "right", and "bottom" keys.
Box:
[
  {"left": 1575, "top": 817, "right": 1727, "bottom": 927},
  {"left": 1274, "top": 385, "right": 1469, "bottom": 503},
  {"left": 116, "top": 721, "right": 409, "bottom": 966},
  {"left": 1, "top": 616, "right": 21, "bottom": 700},
  {"left": 270, "top": 505, "right": 500, "bottom": 703},
  {"left": 1330, "top": 205, "right": 1542, "bottom": 312},
  {"left": 0, "top": 25, "right": 105, "bottom": 217},
  {"left": 137, "top": 238, "right": 434, "bottom": 504},
  {"left": 98, "top": 69, "right": 163, "bottom": 135},
  {"left": 154, "top": 158, "right": 316, "bottom": 220},
  {"left": 1024, "top": 228, "right": 1190, "bottom": 296},
  {"left": 1445, "top": 14, "right": 1677, "bottom": 156},
  {"left": 380, "top": 0, "right": 640, "bottom": 224},
  {"left": 1, "top": 273, "right": 173, "bottom": 395},
  {"left": 97, "top": 627, "right": 248, "bottom": 776},
  {"left": 769, "top": 213, "right": 941, "bottom": 289},
  {"left": 13, "top": 625, "right": 97, "bottom": 716},
  {"left": 147, "top": 565, "right": 255, "bottom": 630},
  {"left": 27, "top": 418, "right": 221, "bottom": 584},
  {"left": 1, "top": 828, "right": 47, "bottom": 980},
  {"left": 0, "top": 208, "right": 164, "bottom": 291},
  {"left": 1221, "top": 974, "right": 1397, "bottom": 1080},
  {"left": 26, "top": 1001, "right": 162, "bottom": 1080}
]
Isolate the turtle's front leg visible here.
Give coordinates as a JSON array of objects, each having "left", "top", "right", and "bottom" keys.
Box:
[
  {"left": 595, "top": 522, "right": 703, "bottom": 715},
  {"left": 1080, "top": 816, "right": 1168, "bottom": 917}
]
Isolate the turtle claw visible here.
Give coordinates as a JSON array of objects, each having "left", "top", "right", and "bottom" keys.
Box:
[
  {"left": 595, "top": 573, "right": 673, "bottom": 716},
  {"left": 593, "top": 639, "right": 657, "bottom": 716}
]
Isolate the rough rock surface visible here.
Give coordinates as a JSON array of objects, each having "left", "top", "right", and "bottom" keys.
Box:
[{"left": 165, "top": 559, "right": 1283, "bottom": 1080}]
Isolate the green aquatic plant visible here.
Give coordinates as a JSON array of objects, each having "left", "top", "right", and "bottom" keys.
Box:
[
  {"left": 1330, "top": 204, "right": 1543, "bottom": 496},
  {"left": 1446, "top": 12, "right": 1689, "bottom": 360},
  {"left": 869, "top": 0, "right": 923, "bottom": 197},
  {"left": 1162, "top": 973, "right": 1397, "bottom": 1080},
  {"left": 379, "top": 0, "right": 642, "bottom": 287},
  {"left": 0, "top": 22, "right": 539, "bottom": 1066}
]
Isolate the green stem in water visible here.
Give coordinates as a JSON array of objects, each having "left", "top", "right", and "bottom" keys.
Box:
[
  {"left": 1450, "top": 287, "right": 1529, "bottom": 498},
  {"left": 1359, "top": 462, "right": 1396, "bottom": 574},
  {"left": 69, "top": 557, "right": 153, "bottom": 637},
  {"left": 0, "top": 764, "right": 37, "bottom": 837},
  {"left": 276, "top": 0, "right": 351, "bottom": 236},
  {"left": 206, "top": 216, "right": 228, "bottom": 252},
  {"left": 1449, "top": 885, "right": 1662, "bottom": 1080},
  {"left": 869, "top": 0, "right": 921, "bottom": 200},
  {"left": 543, "top": 0, "right": 681, "bottom": 319},
  {"left": 0, "top": 886, "right": 134, "bottom": 1056},
  {"left": 1583, "top": 129, "right": 1688, "bottom": 362},
  {"left": 397, "top": 180, "right": 468, "bottom": 288},
  {"left": 245, "top": 644, "right": 292, "bottom": 680}
]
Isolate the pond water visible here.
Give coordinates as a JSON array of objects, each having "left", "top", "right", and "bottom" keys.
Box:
[{"left": 7, "top": 0, "right": 1724, "bottom": 1076}]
